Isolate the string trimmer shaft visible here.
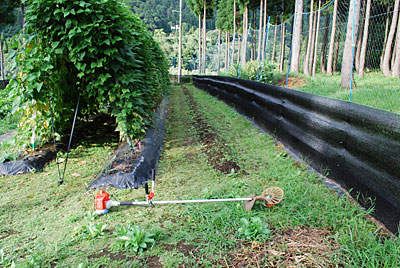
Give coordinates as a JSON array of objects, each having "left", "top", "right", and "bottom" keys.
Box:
[{"left": 94, "top": 187, "right": 284, "bottom": 215}]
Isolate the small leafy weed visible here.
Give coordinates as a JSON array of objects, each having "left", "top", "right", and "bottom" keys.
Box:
[
  {"left": 79, "top": 222, "right": 108, "bottom": 240},
  {"left": 238, "top": 217, "right": 272, "bottom": 241},
  {"left": 112, "top": 224, "right": 155, "bottom": 254}
]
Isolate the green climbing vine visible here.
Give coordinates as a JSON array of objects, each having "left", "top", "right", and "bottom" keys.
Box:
[{"left": 6, "top": 0, "right": 170, "bottom": 151}]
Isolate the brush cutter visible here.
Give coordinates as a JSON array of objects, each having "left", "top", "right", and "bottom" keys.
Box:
[{"left": 94, "top": 187, "right": 284, "bottom": 215}]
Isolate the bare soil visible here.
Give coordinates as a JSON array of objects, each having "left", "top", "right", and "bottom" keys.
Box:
[
  {"left": 182, "top": 85, "right": 242, "bottom": 174},
  {"left": 278, "top": 77, "right": 307, "bottom": 88}
]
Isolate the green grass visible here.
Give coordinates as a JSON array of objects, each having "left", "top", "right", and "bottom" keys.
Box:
[
  {"left": 0, "top": 84, "right": 399, "bottom": 267},
  {"left": 288, "top": 72, "right": 400, "bottom": 114}
]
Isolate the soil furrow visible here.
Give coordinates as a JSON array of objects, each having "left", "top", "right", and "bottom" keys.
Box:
[{"left": 181, "top": 85, "right": 242, "bottom": 174}]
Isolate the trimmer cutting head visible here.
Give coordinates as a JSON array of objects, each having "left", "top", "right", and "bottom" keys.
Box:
[{"left": 243, "top": 187, "right": 284, "bottom": 212}]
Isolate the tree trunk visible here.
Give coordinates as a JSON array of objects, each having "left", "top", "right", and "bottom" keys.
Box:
[
  {"left": 178, "top": 0, "right": 182, "bottom": 82},
  {"left": 355, "top": 0, "right": 366, "bottom": 73},
  {"left": 261, "top": 0, "right": 268, "bottom": 61},
  {"left": 202, "top": 1, "right": 207, "bottom": 73},
  {"left": 249, "top": 9, "right": 257, "bottom": 60},
  {"left": 380, "top": 3, "right": 391, "bottom": 70},
  {"left": 252, "top": 9, "right": 256, "bottom": 61},
  {"left": 198, "top": 14, "right": 202, "bottom": 74},
  {"left": 392, "top": 30, "right": 398, "bottom": 70},
  {"left": 225, "top": 31, "right": 229, "bottom": 70},
  {"left": 279, "top": 17, "right": 285, "bottom": 72},
  {"left": 359, "top": 0, "right": 371, "bottom": 77},
  {"left": 291, "top": 0, "right": 303, "bottom": 72},
  {"left": 0, "top": 33, "right": 5, "bottom": 81},
  {"left": 230, "top": 0, "right": 237, "bottom": 69},
  {"left": 392, "top": 12, "right": 400, "bottom": 77},
  {"left": 217, "top": 29, "right": 221, "bottom": 74},
  {"left": 21, "top": 3, "right": 25, "bottom": 47},
  {"left": 326, "top": 0, "right": 338, "bottom": 75},
  {"left": 271, "top": 22, "right": 278, "bottom": 62},
  {"left": 237, "top": 34, "right": 241, "bottom": 65},
  {"left": 241, "top": 6, "right": 249, "bottom": 65},
  {"left": 309, "top": 6, "right": 317, "bottom": 74},
  {"left": 333, "top": 25, "right": 340, "bottom": 72},
  {"left": 303, "top": 0, "right": 314, "bottom": 76},
  {"left": 382, "top": 0, "right": 399, "bottom": 77},
  {"left": 227, "top": 32, "right": 231, "bottom": 69},
  {"left": 341, "top": 0, "right": 361, "bottom": 88},
  {"left": 257, "top": 0, "right": 263, "bottom": 63},
  {"left": 320, "top": 13, "right": 331, "bottom": 74},
  {"left": 312, "top": 0, "right": 321, "bottom": 77}
]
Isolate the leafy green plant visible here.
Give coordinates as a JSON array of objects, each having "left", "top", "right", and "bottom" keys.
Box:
[
  {"left": 0, "top": 87, "right": 13, "bottom": 119},
  {"left": 79, "top": 222, "right": 108, "bottom": 240},
  {"left": 227, "top": 61, "right": 274, "bottom": 84},
  {"left": 6, "top": 0, "right": 170, "bottom": 153},
  {"left": 258, "top": 62, "right": 275, "bottom": 84},
  {"left": 238, "top": 217, "right": 272, "bottom": 241},
  {"left": 112, "top": 224, "right": 155, "bottom": 254}
]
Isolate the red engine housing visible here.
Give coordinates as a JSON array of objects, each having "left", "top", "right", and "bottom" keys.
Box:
[{"left": 95, "top": 190, "right": 110, "bottom": 210}]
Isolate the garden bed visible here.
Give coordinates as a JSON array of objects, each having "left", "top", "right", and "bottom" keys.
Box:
[{"left": 88, "top": 98, "right": 169, "bottom": 190}]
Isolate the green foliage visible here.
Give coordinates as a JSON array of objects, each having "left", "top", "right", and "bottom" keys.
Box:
[
  {"left": 227, "top": 60, "right": 275, "bottom": 83},
  {"left": 112, "top": 224, "right": 155, "bottom": 254},
  {"left": 258, "top": 62, "right": 275, "bottom": 83},
  {"left": 216, "top": 0, "right": 236, "bottom": 32},
  {"left": 238, "top": 217, "right": 272, "bottom": 241},
  {"left": 6, "top": 0, "right": 170, "bottom": 151},
  {"left": 0, "top": 0, "right": 19, "bottom": 26},
  {"left": 0, "top": 86, "right": 13, "bottom": 118},
  {"left": 153, "top": 27, "right": 201, "bottom": 72},
  {"left": 79, "top": 222, "right": 108, "bottom": 240},
  {"left": 126, "top": 0, "right": 197, "bottom": 34}
]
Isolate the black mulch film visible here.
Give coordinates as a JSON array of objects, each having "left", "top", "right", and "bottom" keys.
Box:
[
  {"left": 0, "top": 113, "right": 119, "bottom": 176},
  {"left": 0, "top": 150, "right": 56, "bottom": 175},
  {"left": 87, "top": 97, "right": 169, "bottom": 190},
  {"left": 0, "top": 80, "right": 9, "bottom": 91}
]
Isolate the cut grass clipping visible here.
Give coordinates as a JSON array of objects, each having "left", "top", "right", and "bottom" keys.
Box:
[{"left": 0, "top": 84, "right": 399, "bottom": 267}]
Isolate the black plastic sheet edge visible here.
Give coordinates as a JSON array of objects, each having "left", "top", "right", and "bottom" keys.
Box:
[
  {"left": 0, "top": 150, "right": 56, "bottom": 175},
  {"left": 87, "top": 97, "right": 169, "bottom": 190},
  {"left": 0, "top": 80, "right": 9, "bottom": 91},
  {"left": 193, "top": 75, "right": 400, "bottom": 234}
]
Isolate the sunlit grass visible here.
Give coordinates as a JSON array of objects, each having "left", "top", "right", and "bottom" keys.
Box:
[{"left": 290, "top": 72, "right": 400, "bottom": 114}]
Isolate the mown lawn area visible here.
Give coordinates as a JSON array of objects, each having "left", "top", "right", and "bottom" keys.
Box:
[
  {"left": 281, "top": 72, "right": 400, "bottom": 114},
  {"left": 0, "top": 83, "right": 399, "bottom": 267}
]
